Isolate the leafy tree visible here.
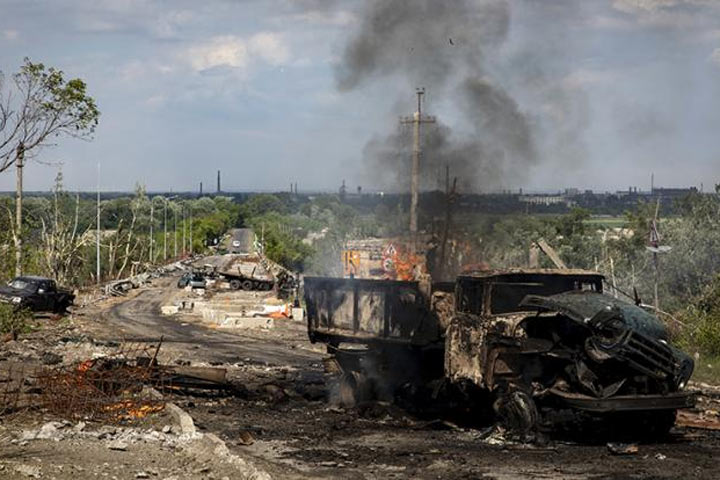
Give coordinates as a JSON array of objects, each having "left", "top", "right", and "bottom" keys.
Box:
[
  {"left": 239, "top": 194, "right": 286, "bottom": 220},
  {"left": 0, "top": 58, "right": 99, "bottom": 172}
]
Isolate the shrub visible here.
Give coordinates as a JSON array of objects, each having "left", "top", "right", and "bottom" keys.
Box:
[{"left": 0, "top": 304, "right": 32, "bottom": 339}]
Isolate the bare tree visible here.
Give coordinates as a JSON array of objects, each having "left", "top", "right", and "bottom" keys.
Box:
[
  {"left": 1, "top": 59, "right": 99, "bottom": 276},
  {"left": 39, "top": 172, "right": 93, "bottom": 285}
]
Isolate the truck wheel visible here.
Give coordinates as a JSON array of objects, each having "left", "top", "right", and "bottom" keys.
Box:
[
  {"left": 260, "top": 282, "right": 272, "bottom": 291},
  {"left": 229, "top": 279, "right": 241, "bottom": 290},
  {"left": 54, "top": 300, "right": 70, "bottom": 314},
  {"left": 336, "top": 371, "right": 372, "bottom": 408},
  {"left": 241, "top": 280, "right": 254, "bottom": 291},
  {"left": 494, "top": 390, "right": 538, "bottom": 433}
]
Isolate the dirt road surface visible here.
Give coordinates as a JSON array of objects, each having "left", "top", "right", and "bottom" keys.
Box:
[{"left": 2, "top": 270, "right": 720, "bottom": 479}]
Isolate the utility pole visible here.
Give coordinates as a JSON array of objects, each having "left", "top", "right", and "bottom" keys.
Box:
[
  {"left": 14, "top": 143, "right": 24, "bottom": 277},
  {"left": 174, "top": 203, "right": 178, "bottom": 258},
  {"left": 199, "top": 182, "right": 203, "bottom": 196},
  {"left": 400, "top": 88, "right": 435, "bottom": 234},
  {"left": 189, "top": 206, "right": 193, "bottom": 255},
  {"left": 182, "top": 203, "right": 186, "bottom": 256},
  {"left": 439, "top": 164, "right": 457, "bottom": 280},
  {"left": 149, "top": 200, "right": 154, "bottom": 264},
  {"left": 646, "top": 198, "right": 671, "bottom": 313},
  {"left": 96, "top": 162, "right": 101, "bottom": 283},
  {"left": 164, "top": 197, "right": 168, "bottom": 261},
  {"left": 217, "top": 170, "right": 221, "bottom": 193}
]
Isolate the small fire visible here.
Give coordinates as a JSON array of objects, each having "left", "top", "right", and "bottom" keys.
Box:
[
  {"left": 103, "top": 400, "right": 165, "bottom": 420},
  {"left": 77, "top": 360, "right": 94, "bottom": 373},
  {"left": 384, "top": 243, "right": 425, "bottom": 281}
]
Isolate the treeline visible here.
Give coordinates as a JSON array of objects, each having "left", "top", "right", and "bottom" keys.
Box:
[
  {"left": 237, "top": 189, "right": 720, "bottom": 358},
  {"left": 0, "top": 175, "right": 240, "bottom": 287},
  {"left": 6, "top": 181, "right": 720, "bottom": 358}
]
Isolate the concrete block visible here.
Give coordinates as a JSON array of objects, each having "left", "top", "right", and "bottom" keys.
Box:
[
  {"left": 225, "top": 316, "right": 274, "bottom": 330},
  {"left": 291, "top": 307, "right": 304, "bottom": 322},
  {"left": 161, "top": 305, "right": 179, "bottom": 315},
  {"left": 166, "top": 402, "right": 197, "bottom": 436}
]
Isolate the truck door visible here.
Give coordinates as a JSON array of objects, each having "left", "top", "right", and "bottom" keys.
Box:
[{"left": 37, "top": 281, "right": 54, "bottom": 311}]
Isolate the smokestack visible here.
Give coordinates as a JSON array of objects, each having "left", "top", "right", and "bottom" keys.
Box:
[
  {"left": 199, "top": 181, "right": 203, "bottom": 196},
  {"left": 217, "top": 170, "right": 221, "bottom": 193}
]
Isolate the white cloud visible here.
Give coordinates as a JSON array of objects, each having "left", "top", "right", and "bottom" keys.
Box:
[
  {"left": 612, "top": 0, "right": 684, "bottom": 13},
  {"left": 187, "top": 33, "right": 289, "bottom": 73},
  {"left": 562, "top": 69, "right": 618, "bottom": 89},
  {"left": 248, "top": 32, "right": 289, "bottom": 65},
  {"left": 188, "top": 36, "right": 249, "bottom": 71},
  {"left": 709, "top": 47, "right": 720, "bottom": 66},
  {"left": 611, "top": 0, "right": 720, "bottom": 29},
  {"left": 290, "top": 9, "right": 355, "bottom": 26},
  {"left": 612, "top": 0, "right": 715, "bottom": 13},
  {"left": 145, "top": 94, "right": 166, "bottom": 109}
]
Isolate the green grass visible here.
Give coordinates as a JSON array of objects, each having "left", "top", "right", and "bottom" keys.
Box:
[
  {"left": 690, "top": 355, "right": 720, "bottom": 386},
  {"left": 584, "top": 216, "right": 627, "bottom": 228}
]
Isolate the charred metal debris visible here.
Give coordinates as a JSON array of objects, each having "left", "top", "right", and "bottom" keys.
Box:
[
  {"left": 304, "top": 269, "right": 695, "bottom": 435},
  {"left": 0, "top": 340, "right": 232, "bottom": 423}
]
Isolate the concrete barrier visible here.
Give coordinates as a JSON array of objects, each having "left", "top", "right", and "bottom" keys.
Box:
[{"left": 161, "top": 305, "right": 179, "bottom": 315}]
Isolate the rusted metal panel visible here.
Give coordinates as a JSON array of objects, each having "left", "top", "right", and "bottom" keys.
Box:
[{"left": 304, "top": 276, "right": 441, "bottom": 346}]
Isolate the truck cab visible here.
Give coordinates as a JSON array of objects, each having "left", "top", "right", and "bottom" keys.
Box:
[
  {"left": 0, "top": 276, "right": 74, "bottom": 313},
  {"left": 447, "top": 269, "right": 694, "bottom": 433}
]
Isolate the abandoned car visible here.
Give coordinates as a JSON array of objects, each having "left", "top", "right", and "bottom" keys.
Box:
[
  {"left": 0, "top": 276, "right": 75, "bottom": 313},
  {"left": 177, "top": 272, "right": 208, "bottom": 289},
  {"left": 304, "top": 269, "right": 694, "bottom": 434}
]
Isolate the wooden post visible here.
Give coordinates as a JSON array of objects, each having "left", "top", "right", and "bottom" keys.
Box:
[{"left": 14, "top": 143, "right": 24, "bottom": 277}]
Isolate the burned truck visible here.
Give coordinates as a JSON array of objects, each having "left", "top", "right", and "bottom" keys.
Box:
[{"left": 304, "top": 269, "right": 695, "bottom": 434}]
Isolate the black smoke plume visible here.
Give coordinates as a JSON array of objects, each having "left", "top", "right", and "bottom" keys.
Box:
[{"left": 336, "top": 0, "right": 538, "bottom": 192}]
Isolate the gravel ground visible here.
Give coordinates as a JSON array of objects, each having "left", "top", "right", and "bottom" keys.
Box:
[{"left": 2, "top": 268, "right": 719, "bottom": 479}]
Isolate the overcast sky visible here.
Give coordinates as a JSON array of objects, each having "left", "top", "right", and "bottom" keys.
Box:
[{"left": 1, "top": 0, "right": 719, "bottom": 193}]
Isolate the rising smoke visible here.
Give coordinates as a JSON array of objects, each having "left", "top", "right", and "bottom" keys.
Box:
[{"left": 335, "top": 0, "right": 541, "bottom": 192}]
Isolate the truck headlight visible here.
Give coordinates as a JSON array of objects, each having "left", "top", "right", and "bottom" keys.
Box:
[
  {"left": 11, "top": 296, "right": 22, "bottom": 304},
  {"left": 675, "top": 358, "right": 694, "bottom": 390}
]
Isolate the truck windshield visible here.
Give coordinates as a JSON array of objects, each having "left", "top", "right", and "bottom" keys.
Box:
[
  {"left": 490, "top": 276, "right": 601, "bottom": 315},
  {"left": 9, "top": 279, "right": 36, "bottom": 291}
]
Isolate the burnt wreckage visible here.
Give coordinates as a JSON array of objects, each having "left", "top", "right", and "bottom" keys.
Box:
[{"left": 304, "top": 269, "right": 695, "bottom": 433}]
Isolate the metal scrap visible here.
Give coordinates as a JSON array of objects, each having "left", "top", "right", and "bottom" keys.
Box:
[{"left": 0, "top": 340, "right": 233, "bottom": 423}]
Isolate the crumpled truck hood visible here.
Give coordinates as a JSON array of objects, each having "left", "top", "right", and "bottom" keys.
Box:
[{"left": 520, "top": 291, "right": 667, "bottom": 340}]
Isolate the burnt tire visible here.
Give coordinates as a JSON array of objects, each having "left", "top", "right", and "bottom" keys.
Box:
[
  {"left": 229, "top": 279, "right": 241, "bottom": 290},
  {"left": 335, "top": 371, "right": 373, "bottom": 408},
  {"left": 241, "top": 280, "right": 254, "bottom": 291},
  {"left": 494, "top": 390, "right": 539, "bottom": 433}
]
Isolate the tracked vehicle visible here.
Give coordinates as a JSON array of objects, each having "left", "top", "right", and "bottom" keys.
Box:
[{"left": 304, "top": 269, "right": 694, "bottom": 434}]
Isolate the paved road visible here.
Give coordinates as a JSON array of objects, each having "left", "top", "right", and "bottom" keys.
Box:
[
  {"left": 96, "top": 277, "right": 318, "bottom": 367},
  {"left": 227, "top": 228, "right": 254, "bottom": 253}
]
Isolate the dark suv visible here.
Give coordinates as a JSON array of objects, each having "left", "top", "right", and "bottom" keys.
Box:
[{"left": 0, "top": 276, "right": 74, "bottom": 313}]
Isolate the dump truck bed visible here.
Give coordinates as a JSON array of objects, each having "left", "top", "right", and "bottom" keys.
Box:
[{"left": 304, "top": 277, "right": 442, "bottom": 346}]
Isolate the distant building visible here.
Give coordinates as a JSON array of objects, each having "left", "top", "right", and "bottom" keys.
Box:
[
  {"left": 519, "top": 195, "right": 575, "bottom": 207},
  {"left": 652, "top": 187, "right": 698, "bottom": 197}
]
